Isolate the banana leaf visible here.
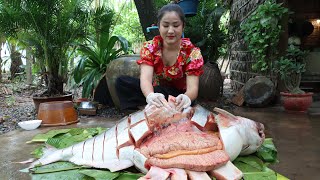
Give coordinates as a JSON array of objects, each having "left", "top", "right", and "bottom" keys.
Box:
[{"left": 27, "top": 128, "right": 287, "bottom": 180}]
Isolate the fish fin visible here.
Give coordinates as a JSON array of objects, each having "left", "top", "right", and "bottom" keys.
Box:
[
  {"left": 214, "top": 108, "right": 238, "bottom": 128},
  {"left": 213, "top": 108, "right": 237, "bottom": 120},
  {"left": 13, "top": 158, "right": 35, "bottom": 164}
]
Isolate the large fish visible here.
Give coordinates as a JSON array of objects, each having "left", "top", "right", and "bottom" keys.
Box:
[{"left": 27, "top": 97, "right": 265, "bottom": 179}]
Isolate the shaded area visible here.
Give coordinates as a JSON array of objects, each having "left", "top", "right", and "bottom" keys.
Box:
[{"left": 232, "top": 103, "right": 320, "bottom": 180}]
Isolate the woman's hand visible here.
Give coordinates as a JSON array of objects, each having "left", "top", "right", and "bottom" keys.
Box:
[
  {"left": 175, "top": 94, "right": 191, "bottom": 111},
  {"left": 146, "top": 93, "right": 168, "bottom": 108}
]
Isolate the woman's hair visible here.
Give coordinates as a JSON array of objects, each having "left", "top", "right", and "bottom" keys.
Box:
[{"left": 157, "top": 4, "right": 185, "bottom": 27}]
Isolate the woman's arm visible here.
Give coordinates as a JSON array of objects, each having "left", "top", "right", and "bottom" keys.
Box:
[
  {"left": 185, "top": 75, "right": 200, "bottom": 101},
  {"left": 140, "top": 64, "right": 155, "bottom": 97}
]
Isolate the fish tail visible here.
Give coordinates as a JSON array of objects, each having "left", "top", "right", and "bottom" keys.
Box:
[{"left": 29, "top": 148, "right": 64, "bottom": 168}]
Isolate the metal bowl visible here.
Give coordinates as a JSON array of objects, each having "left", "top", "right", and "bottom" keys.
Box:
[
  {"left": 78, "top": 101, "right": 96, "bottom": 109},
  {"left": 78, "top": 101, "right": 97, "bottom": 115}
]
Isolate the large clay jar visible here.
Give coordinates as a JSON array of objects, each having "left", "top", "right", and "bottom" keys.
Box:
[
  {"left": 106, "top": 54, "right": 140, "bottom": 109},
  {"left": 199, "top": 62, "right": 223, "bottom": 101},
  {"left": 38, "top": 101, "right": 78, "bottom": 126}
]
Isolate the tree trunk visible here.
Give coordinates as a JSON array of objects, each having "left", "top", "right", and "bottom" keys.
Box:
[
  {"left": 133, "top": 0, "right": 158, "bottom": 40},
  {"left": 10, "top": 44, "right": 23, "bottom": 79},
  {"left": 0, "top": 38, "right": 5, "bottom": 81},
  {"left": 0, "top": 57, "right": 2, "bottom": 81},
  {"left": 26, "top": 48, "right": 32, "bottom": 86},
  {"left": 0, "top": 45, "right": 2, "bottom": 81},
  {"left": 47, "top": 72, "right": 64, "bottom": 96},
  {"left": 47, "top": 57, "right": 64, "bottom": 96}
]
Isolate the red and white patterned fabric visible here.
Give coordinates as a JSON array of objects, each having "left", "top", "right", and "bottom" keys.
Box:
[{"left": 137, "top": 35, "right": 204, "bottom": 91}]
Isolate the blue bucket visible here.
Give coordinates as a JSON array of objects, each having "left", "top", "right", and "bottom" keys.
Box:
[{"left": 178, "top": 0, "right": 199, "bottom": 17}]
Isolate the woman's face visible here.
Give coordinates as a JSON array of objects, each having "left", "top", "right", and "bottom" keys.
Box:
[{"left": 159, "top": 11, "right": 184, "bottom": 46}]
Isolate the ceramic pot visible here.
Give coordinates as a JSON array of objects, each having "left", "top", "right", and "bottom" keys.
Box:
[
  {"left": 37, "top": 101, "right": 78, "bottom": 126},
  {"left": 33, "top": 92, "right": 73, "bottom": 113},
  {"left": 106, "top": 54, "right": 140, "bottom": 109},
  {"left": 198, "top": 62, "right": 223, "bottom": 101},
  {"left": 280, "top": 92, "right": 313, "bottom": 112}
]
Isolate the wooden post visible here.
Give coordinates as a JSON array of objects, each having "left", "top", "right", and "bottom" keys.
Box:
[{"left": 278, "top": 0, "right": 289, "bottom": 57}]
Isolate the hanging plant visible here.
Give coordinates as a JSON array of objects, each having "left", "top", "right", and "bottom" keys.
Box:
[{"left": 240, "top": 0, "right": 289, "bottom": 72}]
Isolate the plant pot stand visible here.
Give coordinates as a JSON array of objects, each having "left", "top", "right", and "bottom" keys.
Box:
[{"left": 37, "top": 101, "right": 78, "bottom": 126}]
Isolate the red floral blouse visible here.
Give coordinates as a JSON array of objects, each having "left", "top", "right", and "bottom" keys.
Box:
[{"left": 137, "top": 35, "right": 204, "bottom": 91}]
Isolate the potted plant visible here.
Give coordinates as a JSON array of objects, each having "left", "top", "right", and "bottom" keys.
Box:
[
  {"left": 273, "top": 45, "right": 313, "bottom": 112},
  {"left": 73, "top": 6, "right": 129, "bottom": 102},
  {"left": 0, "top": 0, "right": 91, "bottom": 111}
]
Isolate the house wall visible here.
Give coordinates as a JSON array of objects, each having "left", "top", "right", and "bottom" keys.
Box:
[
  {"left": 304, "top": 19, "right": 320, "bottom": 78},
  {"left": 288, "top": 0, "right": 320, "bottom": 81},
  {"left": 229, "top": 0, "right": 320, "bottom": 92}
]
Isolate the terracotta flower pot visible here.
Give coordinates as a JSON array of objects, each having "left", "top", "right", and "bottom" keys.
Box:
[
  {"left": 37, "top": 101, "right": 78, "bottom": 126},
  {"left": 280, "top": 92, "right": 313, "bottom": 112}
]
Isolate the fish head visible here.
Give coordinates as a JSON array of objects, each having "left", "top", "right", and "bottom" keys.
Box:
[
  {"left": 236, "top": 116, "right": 265, "bottom": 155},
  {"left": 213, "top": 108, "right": 265, "bottom": 156}
]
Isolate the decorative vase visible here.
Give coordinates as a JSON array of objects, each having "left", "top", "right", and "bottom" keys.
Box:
[
  {"left": 177, "top": 0, "right": 199, "bottom": 17},
  {"left": 198, "top": 61, "right": 223, "bottom": 101},
  {"left": 37, "top": 101, "right": 78, "bottom": 126},
  {"left": 280, "top": 92, "right": 313, "bottom": 112},
  {"left": 106, "top": 54, "right": 140, "bottom": 109},
  {"left": 32, "top": 92, "right": 73, "bottom": 113}
]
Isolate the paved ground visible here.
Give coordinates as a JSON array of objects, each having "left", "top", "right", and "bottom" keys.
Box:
[{"left": 0, "top": 102, "right": 319, "bottom": 180}]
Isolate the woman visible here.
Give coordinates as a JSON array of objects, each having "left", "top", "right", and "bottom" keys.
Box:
[{"left": 116, "top": 3, "right": 204, "bottom": 111}]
